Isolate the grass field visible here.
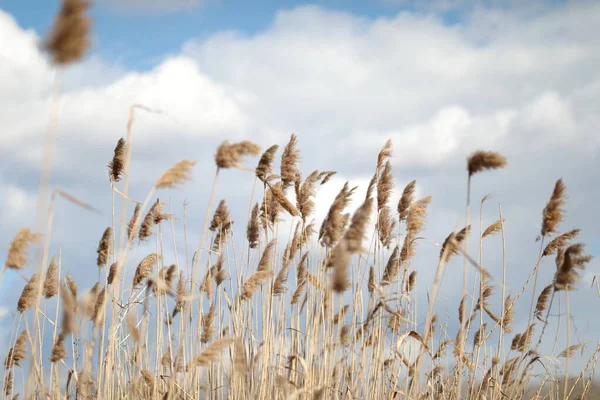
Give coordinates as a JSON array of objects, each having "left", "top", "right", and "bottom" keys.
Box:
[{"left": 1, "top": 1, "right": 598, "bottom": 399}]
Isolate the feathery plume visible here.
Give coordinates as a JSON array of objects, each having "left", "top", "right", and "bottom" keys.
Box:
[
  {"left": 127, "top": 203, "right": 141, "bottom": 241},
  {"left": 4, "top": 331, "right": 27, "bottom": 369},
  {"left": 377, "top": 160, "right": 394, "bottom": 212},
  {"left": 467, "top": 151, "right": 507, "bottom": 176},
  {"left": 107, "top": 262, "right": 118, "bottom": 284},
  {"left": 281, "top": 134, "right": 301, "bottom": 190},
  {"left": 267, "top": 182, "right": 300, "bottom": 216},
  {"left": 215, "top": 140, "right": 261, "bottom": 169},
  {"left": 554, "top": 243, "right": 592, "bottom": 291},
  {"left": 376, "top": 139, "right": 393, "bottom": 172},
  {"left": 96, "top": 227, "right": 112, "bottom": 267},
  {"left": 398, "top": 180, "right": 416, "bottom": 222},
  {"left": 133, "top": 254, "right": 161, "bottom": 288},
  {"left": 194, "top": 338, "right": 235, "bottom": 366},
  {"left": 240, "top": 270, "right": 274, "bottom": 301},
  {"left": 247, "top": 203, "right": 260, "bottom": 249},
  {"left": 17, "top": 273, "right": 40, "bottom": 313},
  {"left": 543, "top": 228, "right": 579, "bottom": 257},
  {"left": 256, "top": 145, "right": 278, "bottom": 183},
  {"left": 5, "top": 228, "right": 42, "bottom": 270},
  {"left": 50, "top": 332, "right": 67, "bottom": 363},
  {"left": 210, "top": 200, "right": 230, "bottom": 232},
  {"left": 43, "top": 256, "right": 59, "bottom": 299},
  {"left": 155, "top": 160, "right": 196, "bottom": 189},
  {"left": 319, "top": 182, "right": 357, "bottom": 247},
  {"left": 296, "top": 170, "right": 320, "bottom": 220},
  {"left": 482, "top": 219, "right": 504, "bottom": 239},
  {"left": 541, "top": 178, "right": 567, "bottom": 237},
  {"left": 108, "top": 137, "right": 126, "bottom": 183},
  {"left": 345, "top": 197, "right": 374, "bottom": 253},
  {"left": 201, "top": 304, "right": 216, "bottom": 344},
  {"left": 43, "top": 0, "right": 91, "bottom": 65},
  {"left": 535, "top": 285, "right": 554, "bottom": 322}
]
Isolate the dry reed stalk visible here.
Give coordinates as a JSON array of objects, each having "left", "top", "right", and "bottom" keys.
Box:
[{"left": 4, "top": 228, "right": 42, "bottom": 270}]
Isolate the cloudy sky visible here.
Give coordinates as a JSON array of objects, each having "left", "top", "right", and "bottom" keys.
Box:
[{"left": 1, "top": 0, "right": 599, "bottom": 362}]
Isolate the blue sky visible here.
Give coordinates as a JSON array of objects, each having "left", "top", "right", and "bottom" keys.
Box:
[
  {"left": 0, "top": 0, "right": 599, "bottom": 376},
  {"left": 3, "top": 0, "right": 444, "bottom": 69}
]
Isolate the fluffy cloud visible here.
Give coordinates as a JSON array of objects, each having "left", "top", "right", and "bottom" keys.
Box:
[{"left": 0, "top": 1, "right": 599, "bottom": 361}]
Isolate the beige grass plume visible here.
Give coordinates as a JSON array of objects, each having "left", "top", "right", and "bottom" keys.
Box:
[
  {"left": 133, "top": 254, "right": 161, "bottom": 288},
  {"left": 281, "top": 134, "right": 301, "bottom": 190},
  {"left": 96, "top": 227, "right": 112, "bottom": 268},
  {"left": 201, "top": 304, "right": 216, "bottom": 344},
  {"left": 398, "top": 180, "right": 416, "bottom": 222},
  {"left": 50, "top": 332, "right": 67, "bottom": 363},
  {"left": 194, "top": 338, "right": 235, "bottom": 366},
  {"left": 17, "top": 273, "right": 41, "bottom": 313},
  {"left": 155, "top": 160, "right": 196, "bottom": 189},
  {"left": 467, "top": 151, "right": 507, "bottom": 176},
  {"left": 377, "top": 160, "right": 394, "bottom": 212},
  {"left": 43, "top": 0, "right": 91, "bottom": 65},
  {"left": 541, "top": 178, "right": 567, "bottom": 237},
  {"left": 247, "top": 203, "right": 260, "bottom": 249},
  {"left": 215, "top": 140, "right": 261, "bottom": 169},
  {"left": 127, "top": 203, "right": 141, "bottom": 241},
  {"left": 4, "top": 228, "right": 42, "bottom": 270},
  {"left": 319, "top": 182, "right": 357, "bottom": 247},
  {"left": 376, "top": 139, "right": 393, "bottom": 172},
  {"left": 482, "top": 219, "right": 503, "bottom": 239},
  {"left": 108, "top": 137, "right": 126, "bottom": 183},
  {"left": 4, "top": 331, "right": 27, "bottom": 369},
  {"left": 240, "top": 270, "right": 274, "bottom": 301},
  {"left": 554, "top": 243, "right": 592, "bottom": 291},
  {"left": 267, "top": 182, "right": 300, "bottom": 216},
  {"left": 256, "top": 144, "right": 279, "bottom": 183},
  {"left": 43, "top": 256, "right": 59, "bottom": 299},
  {"left": 210, "top": 200, "right": 230, "bottom": 231},
  {"left": 543, "top": 228, "right": 580, "bottom": 257},
  {"left": 535, "top": 285, "right": 554, "bottom": 322},
  {"left": 296, "top": 170, "right": 320, "bottom": 221}
]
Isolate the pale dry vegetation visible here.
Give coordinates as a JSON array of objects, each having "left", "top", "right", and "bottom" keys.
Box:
[{"left": 1, "top": 1, "right": 598, "bottom": 399}]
